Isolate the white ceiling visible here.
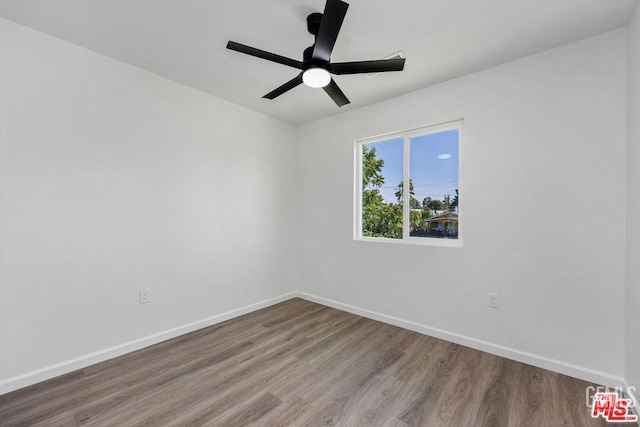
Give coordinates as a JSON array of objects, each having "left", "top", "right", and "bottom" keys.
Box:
[{"left": 1, "top": 0, "right": 637, "bottom": 125}]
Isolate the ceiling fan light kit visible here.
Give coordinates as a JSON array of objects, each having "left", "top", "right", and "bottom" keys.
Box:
[
  {"left": 302, "top": 68, "right": 331, "bottom": 88},
  {"left": 226, "top": 0, "right": 406, "bottom": 107}
]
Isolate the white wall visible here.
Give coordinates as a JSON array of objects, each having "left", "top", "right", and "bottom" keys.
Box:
[
  {"left": 296, "top": 29, "right": 627, "bottom": 384},
  {"left": 626, "top": 3, "right": 640, "bottom": 401},
  {"left": 0, "top": 18, "right": 297, "bottom": 390},
  {"left": 0, "top": 13, "right": 635, "bottom": 395}
]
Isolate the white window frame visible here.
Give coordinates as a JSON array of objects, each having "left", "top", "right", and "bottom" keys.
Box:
[{"left": 354, "top": 119, "right": 463, "bottom": 247}]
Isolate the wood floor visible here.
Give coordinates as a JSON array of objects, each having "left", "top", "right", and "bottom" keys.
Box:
[{"left": 0, "top": 298, "right": 625, "bottom": 426}]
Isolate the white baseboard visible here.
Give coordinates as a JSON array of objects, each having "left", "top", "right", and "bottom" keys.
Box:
[
  {"left": 0, "top": 292, "right": 296, "bottom": 395},
  {"left": 1, "top": 291, "right": 628, "bottom": 398},
  {"left": 295, "top": 292, "right": 626, "bottom": 389}
]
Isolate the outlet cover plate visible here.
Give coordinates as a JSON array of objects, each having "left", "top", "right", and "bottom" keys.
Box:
[
  {"left": 488, "top": 293, "right": 499, "bottom": 309},
  {"left": 140, "top": 288, "right": 151, "bottom": 304}
]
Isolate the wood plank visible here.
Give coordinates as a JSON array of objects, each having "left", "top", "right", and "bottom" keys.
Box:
[{"left": 0, "top": 298, "right": 618, "bottom": 426}]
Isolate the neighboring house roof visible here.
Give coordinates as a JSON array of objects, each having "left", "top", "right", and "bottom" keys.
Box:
[{"left": 425, "top": 212, "right": 458, "bottom": 222}]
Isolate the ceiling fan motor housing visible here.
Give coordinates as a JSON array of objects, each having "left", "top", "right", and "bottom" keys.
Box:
[
  {"left": 307, "top": 13, "right": 323, "bottom": 36},
  {"left": 303, "top": 46, "right": 326, "bottom": 70}
]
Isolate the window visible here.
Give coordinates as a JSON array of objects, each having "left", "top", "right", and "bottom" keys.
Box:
[{"left": 355, "top": 120, "right": 462, "bottom": 246}]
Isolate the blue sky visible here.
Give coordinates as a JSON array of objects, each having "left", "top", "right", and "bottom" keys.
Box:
[{"left": 365, "top": 129, "right": 459, "bottom": 204}]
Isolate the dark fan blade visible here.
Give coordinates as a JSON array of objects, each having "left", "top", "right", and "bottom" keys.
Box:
[
  {"left": 312, "top": 0, "right": 349, "bottom": 62},
  {"left": 323, "top": 79, "right": 350, "bottom": 107},
  {"left": 263, "top": 73, "right": 304, "bottom": 99},
  {"left": 227, "top": 41, "right": 303, "bottom": 70},
  {"left": 331, "top": 58, "right": 405, "bottom": 75}
]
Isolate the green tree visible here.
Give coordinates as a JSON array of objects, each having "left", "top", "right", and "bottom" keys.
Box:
[
  {"left": 410, "top": 197, "right": 421, "bottom": 210},
  {"left": 361, "top": 145, "right": 402, "bottom": 238},
  {"left": 422, "top": 197, "right": 432, "bottom": 210},
  {"left": 443, "top": 195, "right": 451, "bottom": 210},
  {"left": 426, "top": 199, "right": 443, "bottom": 211},
  {"left": 363, "top": 203, "right": 403, "bottom": 238},
  {"left": 362, "top": 145, "right": 384, "bottom": 210},
  {"left": 450, "top": 188, "right": 459, "bottom": 209},
  {"left": 410, "top": 210, "right": 423, "bottom": 231},
  {"left": 395, "top": 179, "right": 421, "bottom": 209},
  {"left": 362, "top": 146, "right": 384, "bottom": 190}
]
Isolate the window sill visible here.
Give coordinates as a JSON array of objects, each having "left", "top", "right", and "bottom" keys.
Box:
[{"left": 354, "top": 236, "right": 463, "bottom": 248}]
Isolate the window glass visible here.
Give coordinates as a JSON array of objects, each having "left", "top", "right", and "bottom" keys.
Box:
[
  {"left": 409, "top": 129, "right": 459, "bottom": 240},
  {"left": 361, "top": 138, "right": 403, "bottom": 239}
]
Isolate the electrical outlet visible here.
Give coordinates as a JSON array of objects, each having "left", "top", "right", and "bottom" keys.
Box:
[
  {"left": 140, "top": 288, "right": 151, "bottom": 304},
  {"left": 488, "top": 293, "right": 499, "bottom": 309}
]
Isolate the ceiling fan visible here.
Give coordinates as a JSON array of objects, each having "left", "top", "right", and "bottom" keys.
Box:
[{"left": 226, "top": 0, "right": 406, "bottom": 107}]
